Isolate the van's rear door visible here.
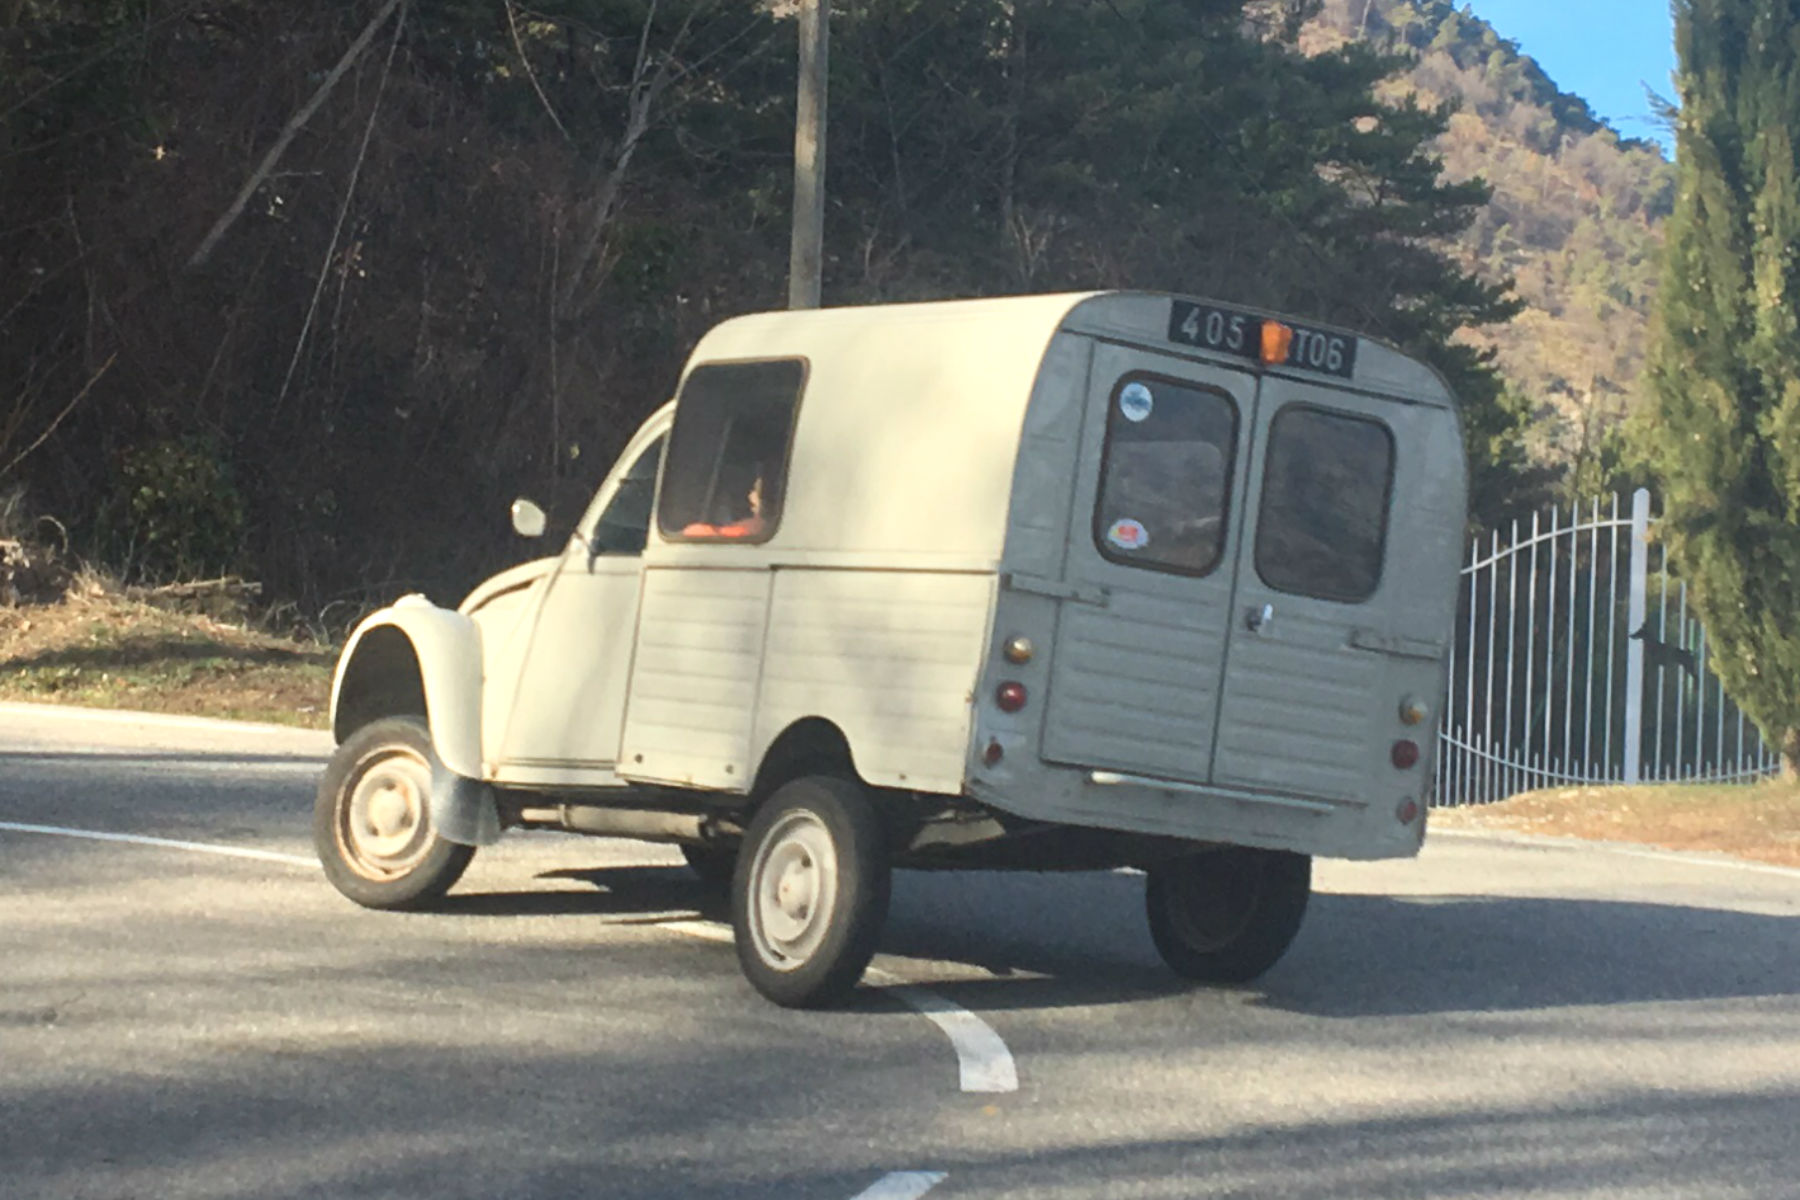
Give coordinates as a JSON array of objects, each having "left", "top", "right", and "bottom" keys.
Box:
[
  {"left": 1209, "top": 375, "right": 1457, "bottom": 802},
  {"left": 1038, "top": 342, "right": 1253, "bottom": 783}
]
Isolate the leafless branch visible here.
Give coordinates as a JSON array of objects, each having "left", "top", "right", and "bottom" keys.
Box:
[
  {"left": 184, "top": 0, "right": 405, "bottom": 272},
  {"left": 505, "top": 0, "right": 572, "bottom": 142},
  {"left": 0, "top": 351, "right": 116, "bottom": 481}
]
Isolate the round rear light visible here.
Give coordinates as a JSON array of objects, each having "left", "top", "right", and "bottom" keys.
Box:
[
  {"left": 1003, "top": 634, "right": 1035, "bottom": 664},
  {"left": 982, "top": 738, "right": 1005, "bottom": 767},
  {"left": 1391, "top": 739, "right": 1420, "bottom": 770},
  {"left": 995, "top": 681, "right": 1028, "bottom": 713},
  {"left": 1398, "top": 696, "right": 1429, "bottom": 726},
  {"left": 1396, "top": 799, "right": 1420, "bottom": 825}
]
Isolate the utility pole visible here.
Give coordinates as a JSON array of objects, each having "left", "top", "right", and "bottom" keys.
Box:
[{"left": 788, "top": 0, "right": 828, "bottom": 309}]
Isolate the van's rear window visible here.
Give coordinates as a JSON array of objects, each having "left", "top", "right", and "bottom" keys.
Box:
[
  {"left": 658, "top": 359, "right": 805, "bottom": 542},
  {"left": 1254, "top": 405, "right": 1394, "bottom": 602},
  {"left": 1092, "top": 375, "right": 1237, "bottom": 577}
]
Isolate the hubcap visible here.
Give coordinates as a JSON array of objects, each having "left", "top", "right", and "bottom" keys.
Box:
[
  {"left": 748, "top": 810, "right": 839, "bottom": 971},
  {"left": 338, "top": 745, "right": 434, "bottom": 881}
]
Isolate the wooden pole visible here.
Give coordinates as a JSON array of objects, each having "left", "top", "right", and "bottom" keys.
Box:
[{"left": 788, "top": 0, "right": 827, "bottom": 309}]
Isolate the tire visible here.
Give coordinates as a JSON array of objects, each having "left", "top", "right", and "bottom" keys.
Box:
[
  {"left": 731, "top": 775, "right": 890, "bottom": 1008},
  {"left": 314, "top": 716, "right": 476, "bottom": 910},
  {"left": 1145, "top": 847, "right": 1310, "bottom": 984},
  {"left": 681, "top": 842, "right": 738, "bottom": 889}
]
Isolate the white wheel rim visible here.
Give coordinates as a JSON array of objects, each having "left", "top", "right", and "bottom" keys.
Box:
[
  {"left": 339, "top": 745, "right": 434, "bottom": 881},
  {"left": 748, "top": 810, "right": 839, "bottom": 972}
]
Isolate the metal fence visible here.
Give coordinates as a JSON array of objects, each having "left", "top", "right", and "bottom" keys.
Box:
[{"left": 1434, "top": 488, "right": 1778, "bottom": 806}]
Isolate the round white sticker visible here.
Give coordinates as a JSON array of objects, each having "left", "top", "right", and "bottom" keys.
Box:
[
  {"left": 1106, "top": 518, "right": 1150, "bottom": 551},
  {"left": 1118, "top": 382, "right": 1154, "bottom": 423}
]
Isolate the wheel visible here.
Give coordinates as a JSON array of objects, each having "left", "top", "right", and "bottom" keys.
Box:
[
  {"left": 681, "top": 842, "right": 737, "bottom": 889},
  {"left": 1145, "top": 847, "right": 1310, "bottom": 983},
  {"left": 731, "top": 775, "right": 890, "bottom": 1008},
  {"left": 314, "top": 716, "right": 475, "bottom": 910}
]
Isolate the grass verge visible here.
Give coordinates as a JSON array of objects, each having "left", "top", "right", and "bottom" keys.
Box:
[
  {"left": 1433, "top": 780, "right": 1800, "bottom": 869},
  {"left": 0, "top": 591, "right": 332, "bottom": 729}
]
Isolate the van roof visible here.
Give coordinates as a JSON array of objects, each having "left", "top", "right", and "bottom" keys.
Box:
[{"left": 662, "top": 292, "right": 1456, "bottom": 566}]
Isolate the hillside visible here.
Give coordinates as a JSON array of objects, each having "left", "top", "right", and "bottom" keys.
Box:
[{"left": 1307, "top": 0, "right": 1677, "bottom": 496}]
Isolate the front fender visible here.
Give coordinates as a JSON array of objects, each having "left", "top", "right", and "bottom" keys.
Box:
[{"left": 331, "top": 595, "right": 486, "bottom": 785}]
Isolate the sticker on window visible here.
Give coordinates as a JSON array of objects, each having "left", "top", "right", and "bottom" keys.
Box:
[
  {"left": 1118, "top": 382, "right": 1154, "bottom": 423},
  {"left": 1106, "top": 518, "right": 1150, "bottom": 550}
]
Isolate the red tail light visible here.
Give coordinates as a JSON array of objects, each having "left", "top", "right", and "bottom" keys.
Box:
[
  {"left": 995, "top": 681, "right": 1028, "bottom": 713},
  {"left": 1391, "top": 739, "right": 1420, "bottom": 770}
]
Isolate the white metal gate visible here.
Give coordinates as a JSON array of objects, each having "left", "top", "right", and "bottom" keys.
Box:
[{"left": 1434, "top": 488, "right": 1778, "bottom": 806}]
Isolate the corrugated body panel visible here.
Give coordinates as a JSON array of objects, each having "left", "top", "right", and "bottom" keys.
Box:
[
  {"left": 1211, "top": 612, "right": 1387, "bottom": 800},
  {"left": 755, "top": 571, "right": 994, "bottom": 794},
  {"left": 1040, "top": 587, "right": 1230, "bottom": 782},
  {"left": 620, "top": 568, "right": 770, "bottom": 788}
]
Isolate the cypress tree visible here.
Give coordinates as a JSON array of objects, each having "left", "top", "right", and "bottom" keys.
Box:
[{"left": 1646, "top": 0, "right": 1800, "bottom": 777}]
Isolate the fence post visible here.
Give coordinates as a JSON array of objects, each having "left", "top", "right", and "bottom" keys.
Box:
[{"left": 1622, "top": 487, "right": 1651, "bottom": 784}]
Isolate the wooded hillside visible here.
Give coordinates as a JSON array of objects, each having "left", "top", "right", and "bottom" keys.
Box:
[
  {"left": 1311, "top": 0, "right": 1677, "bottom": 498},
  {"left": 4, "top": 1, "right": 1526, "bottom": 613}
]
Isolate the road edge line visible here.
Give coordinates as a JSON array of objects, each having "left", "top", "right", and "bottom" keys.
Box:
[
  {"left": 0, "top": 820, "right": 317, "bottom": 868},
  {"left": 1430, "top": 827, "right": 1800, "bottom": 880}
]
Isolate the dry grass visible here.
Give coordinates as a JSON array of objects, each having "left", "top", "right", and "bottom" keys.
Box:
[
  {"left": 1434, "top": 779, "right": 1800, "bottom": 868},
  {"left": 0, "top": 587, "right": 332, "bottom": 728}
]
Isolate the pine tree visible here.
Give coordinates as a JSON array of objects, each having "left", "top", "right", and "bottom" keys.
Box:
[{"left": 1645, "top": 0, "right": 1800, "bottom": 777}]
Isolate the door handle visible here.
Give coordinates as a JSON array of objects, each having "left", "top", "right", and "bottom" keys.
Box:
[{"left": 1245, "top": 603, "right": 1274, "bottom": 634}]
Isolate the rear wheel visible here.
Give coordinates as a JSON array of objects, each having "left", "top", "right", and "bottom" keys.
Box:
[
  {"left": 732, "top": 775, "right": 890, "bottom": 1008},
  {"left": 314, "top": 716, "right": 475, "bottom": 910},
  {"left": 1145, "top": 847, "right": 1310, "bottom": 983}
]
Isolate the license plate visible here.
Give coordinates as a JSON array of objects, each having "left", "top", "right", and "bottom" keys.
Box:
[{"left": 1167, "top": 300, "right": 1358, "bottom": 379}]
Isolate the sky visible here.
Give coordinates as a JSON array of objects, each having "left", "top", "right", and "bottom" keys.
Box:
[{"left": 1468, "top": 0, "right": 1679, "bottom": 156}]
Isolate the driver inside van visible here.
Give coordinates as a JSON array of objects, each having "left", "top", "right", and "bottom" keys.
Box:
[{"left": 682, "top": 472, "right": 766, "bottom": 539}]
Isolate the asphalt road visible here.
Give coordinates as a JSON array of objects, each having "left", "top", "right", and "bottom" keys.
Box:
[{"left": 3, "top": 702, "right": 1798, "bottom": 1200}]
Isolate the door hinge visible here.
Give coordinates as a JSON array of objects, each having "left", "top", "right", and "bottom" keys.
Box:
[
  {"left": 1348, "top": 628, "right": 1445, "bottom": 660},
  {"left": 1002, "top": 572, "right": 1110, "bottom": 607}
]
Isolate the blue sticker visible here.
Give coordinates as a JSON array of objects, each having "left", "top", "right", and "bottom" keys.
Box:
[{"left": 1118, "top": 382, "right": 1154, "bottom": 423}]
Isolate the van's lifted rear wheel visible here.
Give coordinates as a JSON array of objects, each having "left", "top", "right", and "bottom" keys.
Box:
[
  {"left": 1145, "top": 847, "right": 1309, "bottom": 983},
  {"left": 314, "top": 717, "right": 475, "bottom": 910},
  {"left": 732, "top": 775, "right": 890, "bottom": 1008}
]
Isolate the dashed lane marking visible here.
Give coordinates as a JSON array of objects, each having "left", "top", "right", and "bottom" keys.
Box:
[{"left": 849, "top": 1171, "right": 948, "bottom": 1199}]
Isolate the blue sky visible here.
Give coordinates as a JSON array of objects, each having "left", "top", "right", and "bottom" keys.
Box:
[{"left": 1468, "top": 0, "right": 1679, "bottom": 155}]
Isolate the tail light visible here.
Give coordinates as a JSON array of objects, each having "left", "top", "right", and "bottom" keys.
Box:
[
  {"left": 995, "top": 681, "right": 1028, "bottom": 713},
  {"left": 1391, "top": 739, "right": 1420, "bottom": 770}
]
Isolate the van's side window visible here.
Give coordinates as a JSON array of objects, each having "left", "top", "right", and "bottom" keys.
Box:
[
  {"left": 1254, "top": 405, "right": 1394, "bottom": 602},
  {"left": 589, "top": 435, "right": 665, "bottom": 555},
  {"left": 657, "top": 359, "right": 805, "bottom": 542},
  {"left": 1093, "top": 375, "right": 1237, "bottom": 576}
]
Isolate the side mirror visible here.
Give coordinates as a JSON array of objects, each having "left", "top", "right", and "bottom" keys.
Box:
[{"left": 510, "top": 498, "right": 547, "bottom": 539}]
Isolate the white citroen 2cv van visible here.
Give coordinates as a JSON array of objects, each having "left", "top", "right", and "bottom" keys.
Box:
[{"left": 316, "top": 291, "right": 1467, "bottom": 1008}]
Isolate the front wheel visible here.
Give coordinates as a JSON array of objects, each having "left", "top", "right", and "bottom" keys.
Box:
[
  {"left": 732, "top": 775, "right": 890, "bottom": 1008},
  {"left": 314, "top": 716, "right": 475, "bottom": 910},
  {"left": 1145, "top": 847, "right": 1310, "bottom": 984}
]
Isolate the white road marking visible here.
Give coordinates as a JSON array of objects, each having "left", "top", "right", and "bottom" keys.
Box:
[
  {"left": 1433, "top": 828, "right": 1800, "bottom": 880},
  {"left": 0, "top": 820, "right": 317, "bottom": 868},
  {"left": 658, "top": 917, "right": 1019, "bottom": 1094},
  {"left": 849, "top": 1171, "right": 947, "bottom": 1200},
  {"left": 877, "top": 979, "right": 1018, "bottom": 1094}
]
